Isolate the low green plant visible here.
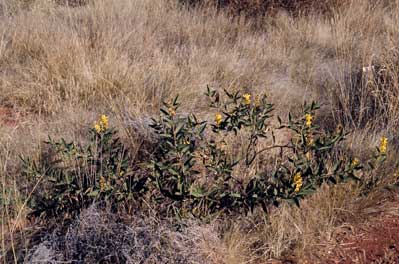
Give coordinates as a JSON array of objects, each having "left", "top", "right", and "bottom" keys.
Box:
[
  {"left": 22, "top": 88, "right": 388, "bottom": 219},
  {"left": 148, "top": 88, "right": 376, "bottom": 217},
  {"left": 21, "top": 115, "right": 146, "bottom": 218}
]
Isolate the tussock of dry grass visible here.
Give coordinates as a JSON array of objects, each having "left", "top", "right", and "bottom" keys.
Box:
[{"left": 1, "top": 0, "right": 399, "bottom": 263}]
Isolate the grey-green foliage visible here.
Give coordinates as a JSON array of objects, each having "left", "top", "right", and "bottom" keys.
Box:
[{"left": 22, "top": 88, "right": 387, "bottom": 219}]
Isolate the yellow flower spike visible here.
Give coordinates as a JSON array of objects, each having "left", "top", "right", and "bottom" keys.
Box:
[
  {"left": 305, "top": 113, "right": 313, "bottom": 127},
  {"left": 100, "top": 114, "right": 109, "bottom": 130},
  {"left": 293, "top": 172, "right": 303, "bottom": 193},
  {"left": 94, "top": 114, "right": 109, "bottom": 133},
  {"left": 352, "top": 158, "right": 360, "bottom": 167},
  {"left": 100, "top": 176, "right": 106, "bottom": 191},
  {"left": 243, "top": 94, "right": 251, "bottom": 105},
  {"left": 215, "top": 113, "right": 223, "bottom": 126},
  {"left": 94, "top": 122, "right": 102, "bottom": 133},
  {"left": 379, "top": 136, "right": 388, "bottom": 154}
]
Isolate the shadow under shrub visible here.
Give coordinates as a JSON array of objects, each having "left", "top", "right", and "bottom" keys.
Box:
[{"left": 178, "top": 0, "right": 348, "bottom": 17}]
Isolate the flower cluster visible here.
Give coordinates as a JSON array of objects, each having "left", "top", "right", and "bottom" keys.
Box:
[
  {"left": 305, "top": 113, "right": 313, "bottom": 127},
  {"left": 243, "top": 93, "right": 251, "bottom": 105},
  {"left": 215, "top": 113, "right": 223, "bottom": 126},
  {"left": 379, "top": 136, "right": 388, "bottom": 154},
  {"left": 293, "top": 172, "right": 303, "bottom": 193},
  {"left": 351, "top": 158, "right": 360, "bottom": 167},
  {"left": 100, "top": 176, "right": 106, "bottom": 191},
  {"left": 168, "top": 107, "right": 176, "bottom": 117},
  {"left": 94, "top": 114, "right": 109, "bottom": 133}
]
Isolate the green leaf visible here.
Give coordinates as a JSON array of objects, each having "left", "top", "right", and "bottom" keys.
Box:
[
  {"left": 293, "top": 197, "right": 300, "bottom": 207},
  {"left": 190, "top": 187, "right": 206, "bottom": 198},
  {"left": 297, "top": 186, "right": 316, "bottom": 196},
  {"left": 332, "top": 161, "right": 342, "bottom": 173},
  {"left": 175, "top": 122, "right": 184, "bottom": 134},
  {"left": 168, "top": 168, "right": 180, "bottom": 176},
  {"left": 230, "top": 192, "right": 241, "bottom": 198},
  {"left": 328, "top": 176, "right": 337, "bottom": 184},
  {"left": 87, "top": 190, "right": 100, "bottom": 197},
  {"left": 160, "top": 108, "right": 170, "bottom": 116},
  {"left": 160, "top": 133, "right": 173, "bottom": 139}
]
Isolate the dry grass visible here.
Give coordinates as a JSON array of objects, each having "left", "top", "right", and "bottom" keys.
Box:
[
  {"left": 1, "top": 0, "right": 399, "bottom": 262},
  {"left": 23, "top": 205, "right": 210, "bottom": 263}
]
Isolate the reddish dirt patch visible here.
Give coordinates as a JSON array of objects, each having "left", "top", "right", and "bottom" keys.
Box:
[
  {"left": 320, "top": 192, "right": 399, "bottom": 264},
  {"left": 327, "top": 216, "right": 399, "bottom": 263},
  {"left": 0, "top": 106, "right": 22, "bottom": 127}
]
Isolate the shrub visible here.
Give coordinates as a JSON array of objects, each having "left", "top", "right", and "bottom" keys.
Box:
[
  {"left": 22, "top": 88, "right": 387, "bottom": 219},
  {"left": 21, "top": 115, "right": 147, "bottom": 218},
  {"left": 178, "top": 0, "right": 347, "bottom": 17},
  {"left": 148, "top": 88, "right": 373, "bottom": 217},
  {"left": 54, "top": 0, "right": 90, "bottom": 8}
]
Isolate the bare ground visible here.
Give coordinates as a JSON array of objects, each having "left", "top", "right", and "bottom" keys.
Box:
[{"left": 300, "top": 191, "right": 399, "bottom": 264}]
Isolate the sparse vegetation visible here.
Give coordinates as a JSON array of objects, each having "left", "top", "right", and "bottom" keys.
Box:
[{"left": 1, "top": 0, "right": 399, "bottom": 263}]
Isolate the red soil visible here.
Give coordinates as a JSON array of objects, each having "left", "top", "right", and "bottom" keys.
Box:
[
  {"left": 325, "top": 194, "right": 399, "bottom": 264},
  {"left": 327, "top": 216, "right": 399, "bottom": 263},
  {"left": 0, "top": 106, "right": 22, "bottom": 127}
]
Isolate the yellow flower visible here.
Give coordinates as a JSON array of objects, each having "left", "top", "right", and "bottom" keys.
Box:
[
  {"left": 305, "top": 113, "right": 313, "bottom": 127},
  {"left": 168, "top": 107, "right": 176, "bottom": 117},
  {"left": 100, "top": 115, "right": 109, "bottom": 130},
  {"left": 293, "top": 172, "right": 303, "bottom": 193},
  {"left": 100, "top": 176, "right": 106, "bottom": 191},
  {"left": 94, "top": 114, "right": 109, "bottom": 133},
  {"left": 352, "top": 158, "right": 360, "bottom": 167},
  {"left": 215, "top": 113, "right": 223, "bottom": 126},
  {"left": 379, "top": 136, "right": 388, "bottom": 154},
  {"left": 243, "top": 94, "right": 251, "bottom": 105},
  {"left": 94, "top": 122, "right": 102, "bottom": 133}
]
